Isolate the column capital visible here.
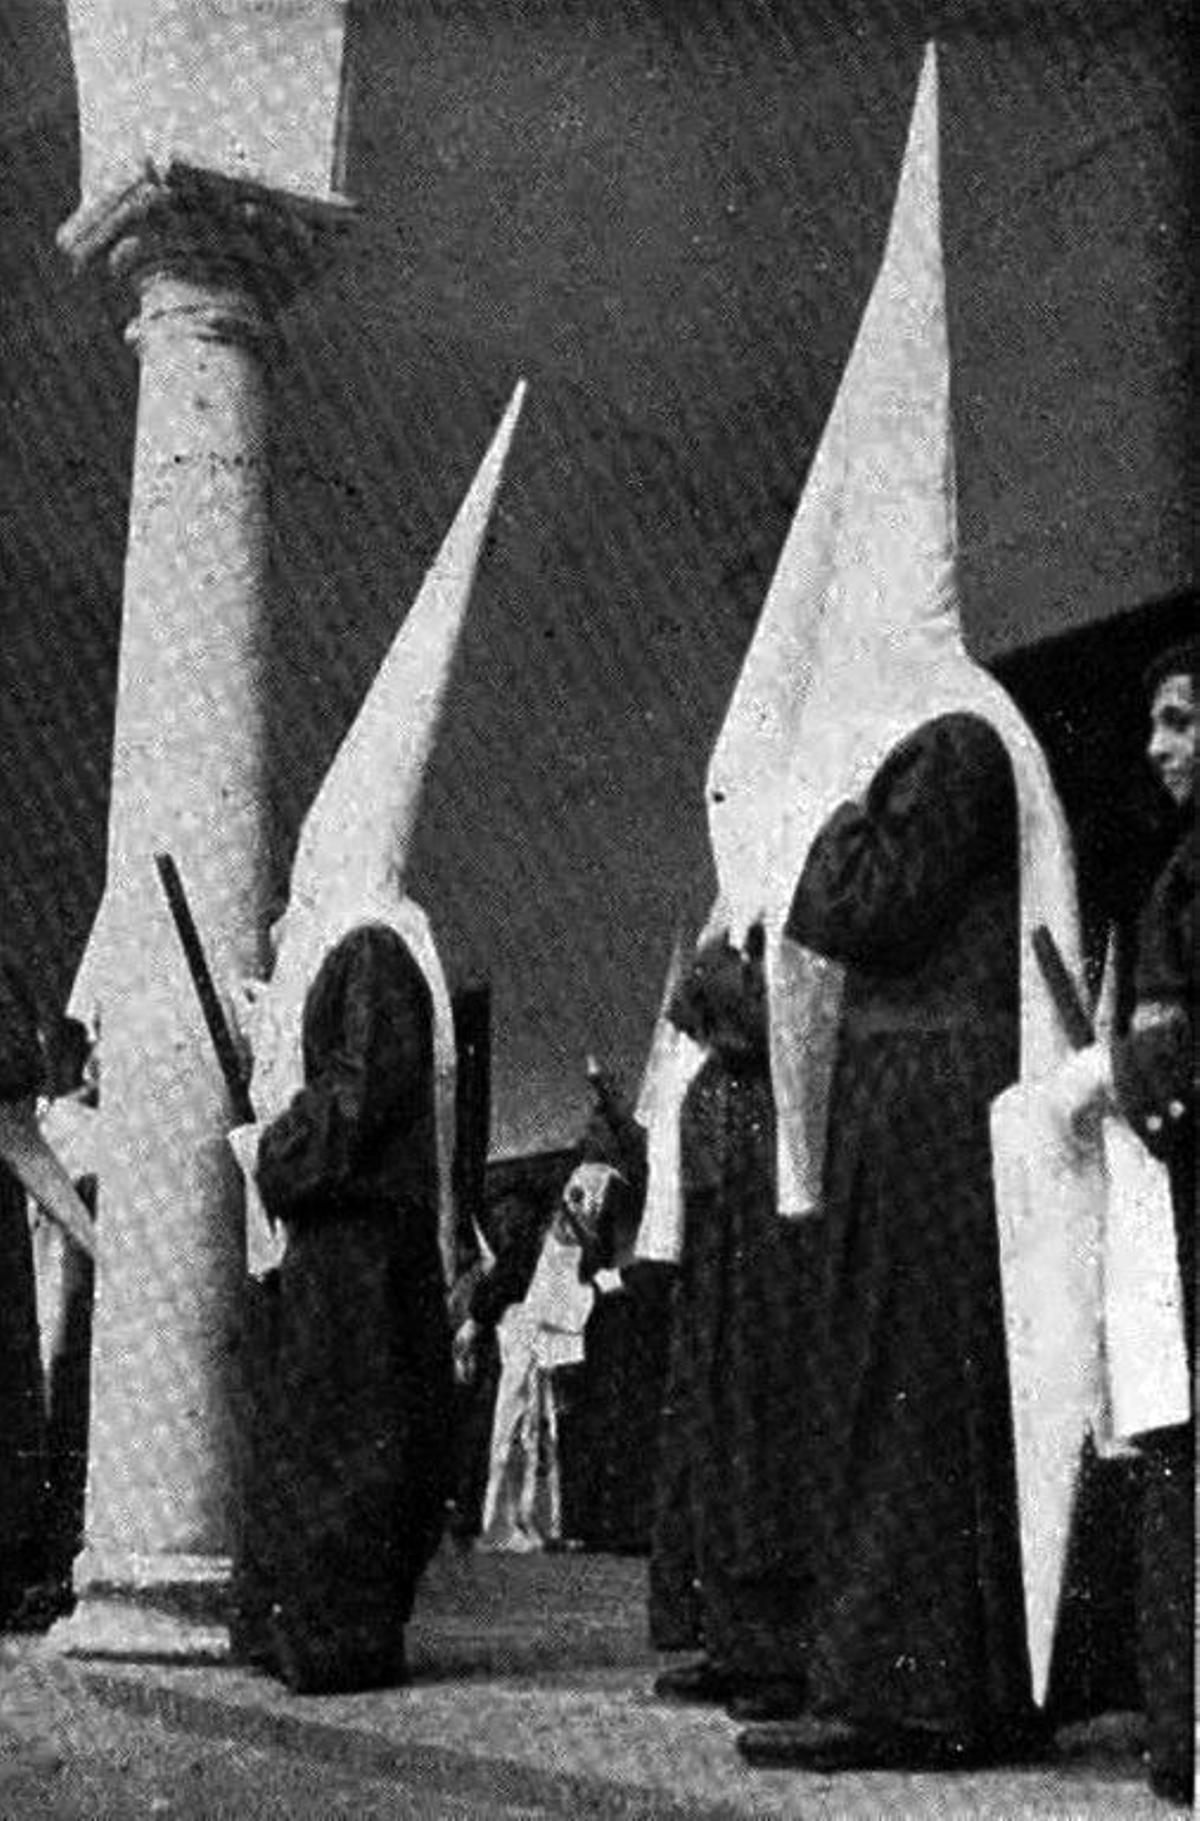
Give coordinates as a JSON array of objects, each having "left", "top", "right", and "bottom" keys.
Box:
[{"left": 57, "top": 159, "right": 356, "bottom": 323}]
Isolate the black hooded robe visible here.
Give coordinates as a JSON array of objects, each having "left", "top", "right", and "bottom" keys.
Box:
[
  {"left": 232, "top": 922, "right": 453, "bottom": 1691},
  {"left": 783, "top": 712, "right": 1035, "bottom": 1745},
  {"left": 647, "top": 948, "right": 814, "bottom": 1684}
]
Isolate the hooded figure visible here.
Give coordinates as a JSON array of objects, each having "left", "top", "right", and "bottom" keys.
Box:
[
  {"left": 551, "top": 1065, "right": 671, "bottom": 1555},
  {"left": 1043, "top": 636, "right": 1195, "bottom": 1806},
  {"left": 723, "top": 46, "right": 1083, "bottom": 1770},
  {"left": 228, "top": 382, "right": 525, "bottom": 1693},
  {"left": 476, "top": 1194, "right": 594, "bottom": 1556},
  {"left": 0, "top": 945, "right": 98, "bottom": 1628},
  {"left": 1103, "top": 643, "right": 1195, "bottom": 1809},
  {"left": 639, "top": 46, "right": 1084, "bottom": 1765},
  {"left": 0, "top": 950, "right": 52, "bottom": 1628}
]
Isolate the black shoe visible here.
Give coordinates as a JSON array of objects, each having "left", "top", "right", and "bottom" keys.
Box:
[
  {"left": 653, "top": 1658, "right": 740, "bottom": 1705},
  {"left": 736, "top": 1717, "right": 1007, "bottom": 1773},
  {"left": 268, "top": 1612, "right": 409, "bottom": 1696},
  {"left": 727, "top": 1681, "right": 809, "bottom": 1723},
  {"left": 1149, "top": 1762, "right": 1194, "bottom": 1807},
  {"left": 228, "top": 1611, "right": 276, "bottom": 1672},
  {"left": 1, "top": 1581, "right": 73, "bottom": 1634}
]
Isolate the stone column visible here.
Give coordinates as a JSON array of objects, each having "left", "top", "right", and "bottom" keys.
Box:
[{"left": 51, "top": 168, "right": 349, "bottom": 1657}]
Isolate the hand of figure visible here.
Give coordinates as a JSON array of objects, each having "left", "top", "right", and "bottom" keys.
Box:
[
  {"left": 226, "top": 1121, "right": 262, "bottom": 1181},
  {"left": 229, "top": 977, "right": 269, "bottom": 1065},
  {"left": 1046, "top": 1045, "right": 1112, "bottom": 1154},
  {"left": 586, "top": 1054, "right": 628, "bottom": 1114},
  {"left": 453, "top": 1316, "right": 479, "bottom": 1386},
  {"left": 696, "top": 905, "right": 733, "bottom": 952}
]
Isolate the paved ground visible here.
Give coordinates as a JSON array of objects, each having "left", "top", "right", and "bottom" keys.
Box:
[{"left": 0, "top": 1549, "right": 1171, "bottom": 1819}]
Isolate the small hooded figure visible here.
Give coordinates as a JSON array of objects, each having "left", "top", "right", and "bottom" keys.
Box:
[{"left": 229, "top": 384, "right": 525, "bottom": 1693}]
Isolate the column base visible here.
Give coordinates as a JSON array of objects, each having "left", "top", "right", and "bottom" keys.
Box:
[{"left": 47, "top": 1552, "right": 232, "bottom": 1662}]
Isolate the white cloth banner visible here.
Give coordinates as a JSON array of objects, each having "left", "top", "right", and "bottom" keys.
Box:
[
  {"left": 0, "top": 1104, "right": 96, "bottom": 1260},
  {"left": 633, "top": 1024, "right": 705, "bottom": 1265},
  {"left": 227, "top": 1121, "right": 283, "bottom": 1279},
  {"left": 1099, "top": 1113, "right": 1189, "bottom": 1442},
  {"left": 991, "top": 1080, "right": 1103, "bottom": 1708},
  {"left": 32, "top": 1098, "right": 100, "bottom": 1389},
  {"left": 991, "top": 1077, "right": 1190, "bottom": 1706}
]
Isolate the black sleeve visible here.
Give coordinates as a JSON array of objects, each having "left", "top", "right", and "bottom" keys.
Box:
[
  {"left": 257, "top": 926, "right": 432, "bottom": 1225},
  {"left": 669, "top": 935, "right": 768, "bottom": 1060},
  {"left": 469, "top": 1194, "right": 547, "bottom": 1328},
  {"left": 576, "top": 1209, "right": 616, "bottom": 1283},
  {"left": 1110, "top": 832, "right": 1197, "bottom": 1160},
  {"left": 1114, "top": 826, "right": 1194, "bottom": 1150},
  {"left": 1111, "top": 1009, "right": 1193, "bottom": 1162},
  {"left": 619, "top": 1258, "right": 677, "bottom": 1309},
  {"left": 786, "top": 713, "right": 1017, "bottom": 970},
  {"left": 1132, "top": 830, "right": 1195, "bottom": 1007}
]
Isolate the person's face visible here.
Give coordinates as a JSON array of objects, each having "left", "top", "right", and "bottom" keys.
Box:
[
  {"left": 555, "top": 1163, "right": 616, "bottom": 1246},
  {"left": 1147, "top": 673, "right": 1196, "bottom": 809}
]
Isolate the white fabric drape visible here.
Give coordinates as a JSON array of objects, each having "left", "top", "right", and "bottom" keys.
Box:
[
  {"left": 633, "top": 931, "right": 705, "bottom": 1263},
  {"left": 990, "top": 1080, "right": 1189, "bottom": 1705},
  {"left": 479, "top": 1230, "right": 594, "bottom": 1552}
]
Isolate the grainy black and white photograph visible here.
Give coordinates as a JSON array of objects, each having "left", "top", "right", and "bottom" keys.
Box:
[{"left": 0, "top": 1, "right": 1194, "bottom": 1814}]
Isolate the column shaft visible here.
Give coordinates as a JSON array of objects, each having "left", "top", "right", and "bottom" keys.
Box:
[
  {"left": 51, "top": 166, "right": 349, "bottom": 1661},
  {"left": 80, "top": 270, "right": 271, "bottom": 1595}
]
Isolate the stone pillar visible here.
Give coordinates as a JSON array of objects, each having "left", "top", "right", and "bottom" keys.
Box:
[{"left": 51, "top": 168, "right": 348, "bottom": 1657}]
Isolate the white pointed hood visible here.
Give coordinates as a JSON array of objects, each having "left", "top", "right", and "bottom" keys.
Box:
[
  {"left": 709, "top": 41, "right": 959, "bottom": 940},
  {"left": 705, "top": 43, "right": 1080, "bottom": 1219},
  {"left": 253, "top": 380, "right": 527, "bottom": 1284},
  {"left": 633, "top": 927, "right": 705, "bottom": 1264},
  {"left": 289, "top": 377, "right": 527, "bottom": 918}
]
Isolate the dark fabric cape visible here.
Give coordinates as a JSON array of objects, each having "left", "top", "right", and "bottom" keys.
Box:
[
  {"left": 0, "top": 952, "right": 49, "bottom": 1623},
  {"left": 232, "top": 923, "right": 453, "bottom": 1680},
  {"left": 42, "top": 1174, "right": 95, "bottom": 1591},
  {"left": 784, "top": 712, "right": 1034, "bottom": 1739},
  {"left": 648, "top": 1048, "right": 814, "bottom": 1678},
  {"left": 560, "top": 1259, "right": 674, "bottom": 1555},
  {"left": 1111, "top": 821, "right": 1195, "bottom": 1791}
]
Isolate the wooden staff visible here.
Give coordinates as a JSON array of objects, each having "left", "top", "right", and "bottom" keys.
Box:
[
  {"left": 451, "top": 979, "right": 492, "bottom": 1274},
  {"left": 0, "top": 1104, "right": 96, "bottom": 1258},
  {"left": 1031, "top": 924, "right": 1095, "bottom": 1053},
  {"left": 154, "top": 852, "right": 256, "bottom": 1125}
]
